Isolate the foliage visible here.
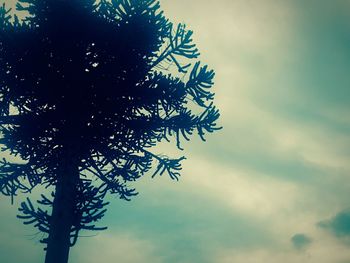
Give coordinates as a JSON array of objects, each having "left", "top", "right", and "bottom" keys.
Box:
[{"left": 0, "top": 0, "right": 220, "bottom": 247}]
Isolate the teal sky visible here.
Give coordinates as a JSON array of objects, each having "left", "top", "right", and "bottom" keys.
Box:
[{"left": 1, "top": 0, "right": 350, "bottom": 262}]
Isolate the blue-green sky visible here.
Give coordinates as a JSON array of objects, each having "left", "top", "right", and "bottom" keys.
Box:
[{"left": 1, "top": 0, "right": 350, "bottom": 262}]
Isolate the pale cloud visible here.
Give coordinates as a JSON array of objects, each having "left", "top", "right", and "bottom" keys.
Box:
[
  {"left": 3, "top": 0, "right": 16, "bottom": 8},
  {"left": 275, "top": 126, "right": 350, "bottom": 172},
  {"left": 160, "top": 0, "right": 350, "bottom": 179},
  {"left": 179, "top": 154, "right": 328, "bottom": 241},
  {"left": 320, "top": 106, "right": 350, "bottom": 128},
  {"left": 216, "top": 78, "right": 350, "bottom": 172},
  {"left": 216, "top": 229, "right": 350, "bottom": 263},
  {"left": 199, "top": 91, "right": 350, "bottom": 178},
  {"left": 182, "top": 157, "right": 299, "bottom": 219},
  {"left": 70, "top": 232, "right": 163, "bottom": 263},
  {"left": 161, "top": 0, "right": 299, "bottom": 103},
  {"left": 161, "top": 0, "right": 296, "bottom": 50}
]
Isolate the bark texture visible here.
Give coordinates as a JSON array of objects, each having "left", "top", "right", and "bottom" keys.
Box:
[{"left": 44, "top": 150, "right": 79, "bottom": 263}]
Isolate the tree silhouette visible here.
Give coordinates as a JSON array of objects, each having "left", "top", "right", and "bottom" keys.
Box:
[{"left": 0, "top": 0, "right": 220, "bottom": 262}]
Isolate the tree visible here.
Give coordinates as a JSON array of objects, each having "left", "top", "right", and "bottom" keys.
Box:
[{"left": 0, "top": 0, "right": 220, "bottom": 262}]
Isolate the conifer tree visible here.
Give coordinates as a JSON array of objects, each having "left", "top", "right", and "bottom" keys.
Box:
[{"left": 0, "top": 1, "right": 220, "bottom": 262}]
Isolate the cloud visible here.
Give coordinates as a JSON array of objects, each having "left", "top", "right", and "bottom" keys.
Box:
[
  {"left": 70, "top": 232, "right": 163, "bottom": 263},
  {"left": 318, "top": 209, "right": 350, "bottom": 243},
  {"left": 216, "top": 224, "right": 350, "bottom": 263},
  {"left": 181, "top": 156, "right": 300, "bottom": 219},
  {"left": 291, "top": 233, "right": 312, "bottom": 250},
  {"left": 216, "top": 244, "right": 350, "bottom": 263},
  {"left": 1, "top": 1, "right": 350, "bottom": 263},
  {"left": 99, "top": 175, "right": 273, "bottom": 263}
]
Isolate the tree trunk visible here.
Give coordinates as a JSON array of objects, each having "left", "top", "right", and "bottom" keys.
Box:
[{"left": 44, "top": 149, "right": 79, "bottom": 263}]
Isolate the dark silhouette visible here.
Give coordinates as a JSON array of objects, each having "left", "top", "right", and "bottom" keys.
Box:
[{"left": 0, "top": 0, "right": 220, "bottom": 262}]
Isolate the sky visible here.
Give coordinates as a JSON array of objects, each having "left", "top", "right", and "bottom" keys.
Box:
[{"left": 1, "top": 0, "right": 350, "bottom": 262}]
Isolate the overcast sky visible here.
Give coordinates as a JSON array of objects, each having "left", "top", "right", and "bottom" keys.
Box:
[{"left": 1, "top": 0, "right": 350, "bottom": 262}]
